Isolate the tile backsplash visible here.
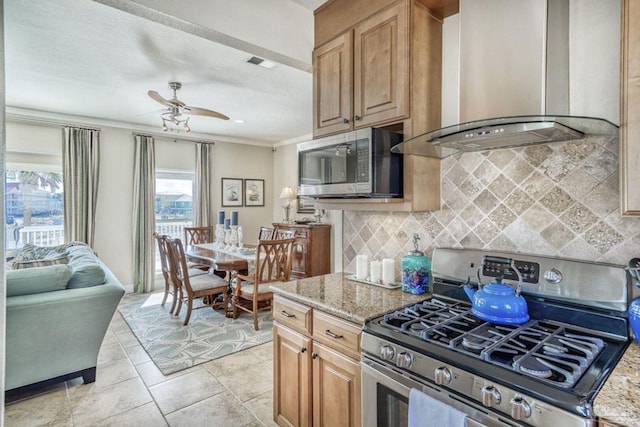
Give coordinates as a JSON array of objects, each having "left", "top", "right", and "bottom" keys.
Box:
[{"left": 343, "top": 135, "right": 640, "bottom": 276}]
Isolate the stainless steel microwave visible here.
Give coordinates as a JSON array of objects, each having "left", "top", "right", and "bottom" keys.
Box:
[{"left": 297, "top": 128, "right": 403, "bottom": 198}]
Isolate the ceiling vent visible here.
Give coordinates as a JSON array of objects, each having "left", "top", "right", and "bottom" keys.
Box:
[{"left": 245, "top": 56, "right": 277, "bottom": 69}]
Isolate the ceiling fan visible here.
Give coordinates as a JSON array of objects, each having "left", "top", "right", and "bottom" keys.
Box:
[{"left": 148, "top": 81, "right": 229, "bottom": 132}]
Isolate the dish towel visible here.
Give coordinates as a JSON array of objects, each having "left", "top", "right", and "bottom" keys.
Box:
[{"left": 408, "top": 388, "right": 467, "bottom": 427}]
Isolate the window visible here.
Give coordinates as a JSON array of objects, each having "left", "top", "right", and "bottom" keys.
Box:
[
  {"left": 154, "top": 171, "right": 194, "bottom": 275},
  {"left": 5, "top": 169, "right": 64, "bottom": 251},
  {"left": 155, "top": 170, "right": 195, "bottom": 239}
]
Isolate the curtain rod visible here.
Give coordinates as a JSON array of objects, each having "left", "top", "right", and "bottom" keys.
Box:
[
  {"left": 131, "top": 131, "right": 216, "bottom": 145},
  {"left": 63, "top": 125, "right": 101, "bottom": 132}
]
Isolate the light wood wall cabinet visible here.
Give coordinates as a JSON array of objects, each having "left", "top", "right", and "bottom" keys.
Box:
[
  {"left": 312, "top": 0, "right": 451, "bottom": 211},
  {"left": 313, "top": 1, "right": 409, "bottom": 137},
  {"left": 273, "top": 223, "right": 331, "bottom": 279},
  {"left": 273, "top": 295, "right": 361, "bottom": 427},
  {"left": 621, "top": 0, "right": 640, "bottom": 215}
]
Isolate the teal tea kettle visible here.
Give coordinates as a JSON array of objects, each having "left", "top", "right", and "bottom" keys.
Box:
[{"left": 463, "top": 256, "right": 529, "bottom": 325}]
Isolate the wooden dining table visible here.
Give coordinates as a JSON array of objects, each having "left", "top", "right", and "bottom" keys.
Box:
[{"left": 184, "top": 243, "right": 256, "bottom": 317}]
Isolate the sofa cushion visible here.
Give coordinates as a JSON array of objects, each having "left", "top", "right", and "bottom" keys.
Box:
[
  {"left": 66, "top": 249, "right": 107, "bottom": 289},
  {"left": 12, "top": 255, "right": 71, "bottom": 270},
  {"left": 6, "top": 264, "right": 73, "bottom": 296}
]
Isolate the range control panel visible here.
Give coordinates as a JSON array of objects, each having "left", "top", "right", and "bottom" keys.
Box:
[{"left": 482, "top": 259, "right": 540, "bottom": 284}]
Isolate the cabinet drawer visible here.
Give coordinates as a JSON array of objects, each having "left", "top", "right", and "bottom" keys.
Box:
[
  {"left": 274, "top": 296, "right": 312, "bottom": 335},
  {"left": 312, "top": 310, "right": 361, "bottom": 360},
  {"left": 294, "top": 230, "right": 308, "bottom": 239}
]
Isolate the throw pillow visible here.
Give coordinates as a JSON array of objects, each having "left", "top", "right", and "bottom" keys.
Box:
[
  {"left": 6, "top": 264, "right": 73, "bottom": 297},
  {"left": 66, "top": 258, "right": 107, "bottom": 289},
  {"left": 12, "top": 255, "right": 71, "bottom": 270}
]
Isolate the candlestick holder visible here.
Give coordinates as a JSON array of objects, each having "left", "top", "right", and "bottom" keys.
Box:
[
  {"left": 215, "top": 224, "right": 225, "bottom": 248},
  {"left": 237, "top": 226, "right": 244, "bottom": 250},
  {"left": 228, "top": 225, "right": 239, "bottom": 252},
  {"left": 224, "top": 228, "right": 232, "bottom": 250}
]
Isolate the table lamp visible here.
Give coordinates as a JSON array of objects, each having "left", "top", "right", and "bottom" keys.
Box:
[{"left": 279, "top": 186, "right": 296, "bottom": 223}]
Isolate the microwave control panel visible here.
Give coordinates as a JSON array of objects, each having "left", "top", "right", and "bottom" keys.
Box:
[{"left": 356, "top": 139, "right": 369, "bottom": 182}]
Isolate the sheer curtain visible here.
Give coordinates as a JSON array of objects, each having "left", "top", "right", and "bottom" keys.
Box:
[
  {"left": 132, "top": 134, "right": 156, "bottom": 293},
  {"left": 63, "top": 126, "right": 100, "bottom": 246},
  {"left": 194, "top": 142, "right": 212, "bottom": 227}
]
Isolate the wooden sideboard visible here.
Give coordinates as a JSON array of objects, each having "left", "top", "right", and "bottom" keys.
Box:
[{"left": 273, "top": 223, "right": 331, "bottom": 279}]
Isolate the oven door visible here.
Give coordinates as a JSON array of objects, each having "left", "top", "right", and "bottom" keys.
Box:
[{"left": 361, "top": 356, "right": 518, "bottom": 427}]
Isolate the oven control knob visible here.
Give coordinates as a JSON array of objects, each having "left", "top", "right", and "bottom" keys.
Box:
[
  {"left": 434, "top": 367, "right": 452, "bottom": 385},
  {"left": 379, "top": 345, "right": 395, "bottom": 361},
  {"left": 543, "top": 268, "right": 563, "bottom": 284},
  {"left": 396, "top": 352, "right": 413, "bottom": 368},
  {"left": 481, "top": 385, "right": 502, "bottom": 407},
  {"left": 510, "top": 396, "right": 532, "bottom": 420}
]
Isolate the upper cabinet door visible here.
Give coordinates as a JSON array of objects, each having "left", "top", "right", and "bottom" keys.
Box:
[
  {"left": 621, "top": 0, "right": 640, "bottom": 215},
  {"left": 313, "top": 32, "right": 354, "bottom": 137},
  {"left": 353, "top": 1, "right": 409, "bottom": 128}
]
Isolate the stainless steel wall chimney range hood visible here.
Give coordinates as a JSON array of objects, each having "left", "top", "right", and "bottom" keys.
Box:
[{"left": 392, "top": 0, "right": 620, "bottom": 158}]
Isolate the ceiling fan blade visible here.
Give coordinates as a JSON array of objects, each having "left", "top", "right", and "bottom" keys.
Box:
[
  {"left": 184, "top": 106, "right": 230, "bottom": 120},
  {"left": 148, "top": 90, "right": 172, "bottom": 107}
]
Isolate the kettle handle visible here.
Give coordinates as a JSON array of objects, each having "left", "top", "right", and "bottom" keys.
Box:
[{"left": 480, "top": 256, "right": 523, "bottom": 296}]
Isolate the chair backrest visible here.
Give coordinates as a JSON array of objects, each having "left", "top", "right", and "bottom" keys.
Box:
[
  {"left": 253, "top": 237, "right": 296, "bottom": 289},
  {"left": 258, "top": 226, "right": 274, "bottom": 241},
  {"left": 184, "top": 226, "right": 214, "bottom": 245},
  {"left": 153, "top": 233, "right": 170, "bottom": 280},
  {"left": 272, "top": 229, "right": 296, "bottom": 239},
  {"left": 164, "top": 237, "right": 193, "bottom": 295}
]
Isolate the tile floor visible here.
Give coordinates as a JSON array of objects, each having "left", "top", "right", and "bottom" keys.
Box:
[{"left": 4, "top": 301, "right": 277, "bottom": 427}]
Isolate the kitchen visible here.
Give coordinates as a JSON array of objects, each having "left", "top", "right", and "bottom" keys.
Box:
[{"left": 271, "top": 0, "right": 640, "bottom": 426}]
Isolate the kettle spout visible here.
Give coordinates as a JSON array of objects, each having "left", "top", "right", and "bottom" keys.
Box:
[{"left": 462, "top": 277, "right": 475, "bottom": 301}]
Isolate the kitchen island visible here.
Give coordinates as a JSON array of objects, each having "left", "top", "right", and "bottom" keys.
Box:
[
  {"left": 269, "top": 272, "right": 426, "bottom": 427},
  {"left": 594, "top": 342, "right": 640, "bottom": 426}
]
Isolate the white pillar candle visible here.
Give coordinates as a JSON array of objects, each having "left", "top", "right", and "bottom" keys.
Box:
[
  {"left": 356, "top": 254, "right": 369, "bottom": 280},
  {"left": 370, "top": 260, "right": 382, "bottom": 283},
  {"left": 382, "top": 258, "right": 395, "bottom": 284}
]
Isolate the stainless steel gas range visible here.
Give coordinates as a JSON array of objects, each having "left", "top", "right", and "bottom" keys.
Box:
[{"left": 361, "top": 248, "right": 632, "bottom": 427}]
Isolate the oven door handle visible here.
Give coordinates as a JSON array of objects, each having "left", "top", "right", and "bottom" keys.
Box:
[{"left": 361, "top": 358, "right": 413, "bottom": 398}]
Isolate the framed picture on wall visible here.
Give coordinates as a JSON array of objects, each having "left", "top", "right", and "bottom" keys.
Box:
[
  {"left": 221, "top": 178, "right": 243, "bottom": 207},
  {"left": 297, "top": 195, "right": 315, "bottom": 214},
  {"left": 244, "top": 179, "right": 265, "bottom": 206}
]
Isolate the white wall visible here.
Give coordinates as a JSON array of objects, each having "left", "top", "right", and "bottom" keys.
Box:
[
  {"left": 272, "top": 140, "right": 342, "bottom": 272},
  {"left": 7, "top": 120, "right": 277, "bottom": 287}
]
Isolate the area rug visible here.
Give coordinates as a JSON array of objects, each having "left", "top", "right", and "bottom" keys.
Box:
[{"left": 118, "top": 292, "right": 273, "bottom": 375}]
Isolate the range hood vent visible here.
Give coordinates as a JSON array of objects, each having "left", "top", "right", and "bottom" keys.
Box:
[
  {"left": 392, "top": 0, "right": 620, "bottom": 158},
  {"left": 391, "top": 115, "right": 619, "bottom": 158}
]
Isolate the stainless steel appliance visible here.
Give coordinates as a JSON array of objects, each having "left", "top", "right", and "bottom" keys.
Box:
[
  {"left": 297, "top": 127, "right": 403, "bottom": 198},
  {"left": 361, "top": 248, "right": 632, "bottom": 427}
]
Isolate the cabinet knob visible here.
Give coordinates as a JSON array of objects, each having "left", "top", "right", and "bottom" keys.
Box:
[
  {"left": 301, "top": 346, "right": 307, "bottom": 353},
  {"left": 354, "top": 115, "right": 361, "bottom": 121},
  {"left": 343, "top": 118, "right": 349, "bottom": 124},
  {"left": 312, "top": 352, "right": 318, "bottom": 359}
]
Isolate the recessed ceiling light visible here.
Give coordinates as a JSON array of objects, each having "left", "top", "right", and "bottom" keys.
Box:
[{"left": 234, "top": 119, "right": 245, "bottom": 124}]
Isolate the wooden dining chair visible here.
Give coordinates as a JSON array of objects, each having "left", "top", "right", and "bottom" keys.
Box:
[
  {"left": 154, "top": 233, "right": 179, "bottom": 313},
  {"left": 164, "top": 237, "right": 229, "bottom": 326},
  {"left": 184, "top": 225, "right": 227, "bottom": 279},
  {"left": 232, "top": 237, "right": 296, "bottom": 330}
]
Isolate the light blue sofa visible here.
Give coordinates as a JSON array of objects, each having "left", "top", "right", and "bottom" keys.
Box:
[{"left": 5, "top": 243, "right": 125, "bottom": 391}]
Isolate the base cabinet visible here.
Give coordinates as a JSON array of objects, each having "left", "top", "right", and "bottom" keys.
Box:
[
  {"left": 273, "top": 295, "right": 361, "bottom": 427},
  {"left": 312, "top": 342, "right": 361, "bottom": 427},
  {"left": 273, "top": 324, "right": 312, "bottom": 427}
]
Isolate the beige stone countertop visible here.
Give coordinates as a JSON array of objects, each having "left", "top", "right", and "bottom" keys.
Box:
[
  {"left": 269, "top": 272, "right": 428, "bottom": 325},
  {"left": 593, "top": 341, "right": 640, "bottom": 426}
]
